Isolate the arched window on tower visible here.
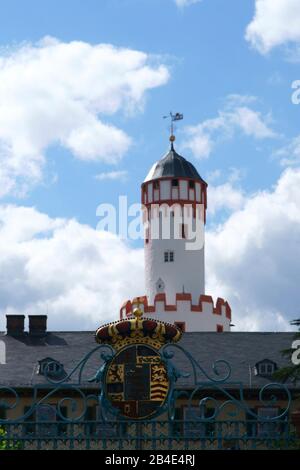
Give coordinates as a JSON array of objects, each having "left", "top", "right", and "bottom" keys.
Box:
[{"left": 156, "top": 278, "right": 165, "bottom": 293}]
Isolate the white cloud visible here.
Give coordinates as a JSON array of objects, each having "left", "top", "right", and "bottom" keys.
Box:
[
  {"left": 206, "top": 167, "right": 300, "bottom": 331},
  {"left": 246, "top": 0, "right": 300, "bottom": 54},
  {"left": 225, "top": 94, "right": 258, "bottom": 106},
  {"left": 206, "top": 168, "right": 246, "bottom": 216},
  {"left": 232, "top": 107, "right": 275, "bottom": 138},
  {"left": 183, "top": 96, "right": 276, "bottom": 159},
  {"left": 175, "top": 0, "right": 202, "bottom": 8},
  {"left": 274, "top": 135, "right": 300, "bottom": 166},
  {"left": 208, "top": 183, "right": 245, "bottom": 216},
  {"left": 0, "top": 164, "right": 300, "bottom": 333},
  {"left": 0, "top": 205, "right": 144, "bottom": 331},
  {"left": 95, "top": 170, "right": 128, "bottom": 182},
  {"left": 267, "top": 71, "right": 283, "bottom": 85},
  {"left": 0, "top": 37, "right": 169, "bottom": 197}
]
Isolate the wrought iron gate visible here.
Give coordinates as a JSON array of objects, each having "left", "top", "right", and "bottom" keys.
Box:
[{"left": 0, "top": 343, "right": 296, "bottom": 450}]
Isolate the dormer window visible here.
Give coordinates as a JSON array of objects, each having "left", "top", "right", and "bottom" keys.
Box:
[
  {"left": 38, "top": 358, "right": 66, "bottom": 379},
  {"left": 47, "top": 362, "right": 60, "bottom": 374},
  {"left": 259, "top": 363, "right": 274, "bottom": 375},
  {"left": 255, "top": 359, "right": 277, "bottom": 377}
]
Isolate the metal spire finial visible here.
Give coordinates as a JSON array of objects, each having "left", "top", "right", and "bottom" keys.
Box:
[{"left": 163, "top": 112, "right": 184, "bottom": 147}]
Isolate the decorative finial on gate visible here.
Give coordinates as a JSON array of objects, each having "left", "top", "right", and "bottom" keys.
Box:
[
  {"left": 95, "top": 297, "right": 182, "bottom": 350},
  {"left": 133, "top": 307, "right": 143, "bottom": 319}
]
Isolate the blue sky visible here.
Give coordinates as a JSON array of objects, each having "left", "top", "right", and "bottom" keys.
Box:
[
  {"left": 0, "top": 0, "right": 296, "bottom": 226},
  {"left": 0, "top": 0, "right": 300, "bottom": 332}
]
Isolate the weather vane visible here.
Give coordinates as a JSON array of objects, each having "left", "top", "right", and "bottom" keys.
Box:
[{"left": 163, "top": 111, "right": 184, "bottom": 143}]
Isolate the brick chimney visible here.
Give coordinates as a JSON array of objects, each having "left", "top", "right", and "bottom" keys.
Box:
[
  {"left": 6, "top": 315, "right": 25, "bottom": 336},
  {"left": 29, "top": 315, "right": 47, "bottom": 337}
]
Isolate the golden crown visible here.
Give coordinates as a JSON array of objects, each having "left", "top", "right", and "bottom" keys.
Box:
[{"left": 95, "top": 308, "right": 182, "bottom": 351}]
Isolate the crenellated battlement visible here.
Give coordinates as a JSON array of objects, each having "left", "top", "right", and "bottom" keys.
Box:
[{"left": 120, "top": 293, "right": 231, "bottom": 332}]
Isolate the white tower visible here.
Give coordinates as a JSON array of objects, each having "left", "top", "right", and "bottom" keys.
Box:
[
  {"left": 121, "top": 135, "right": 231, "bottom": 333},
  {"left": 143, "top": 138, "right": 206, "bottom": 305}
]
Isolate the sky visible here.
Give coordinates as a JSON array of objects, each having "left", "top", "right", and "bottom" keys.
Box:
[{"left": 0, "top": 0, "right": 300, "bottom": 332}]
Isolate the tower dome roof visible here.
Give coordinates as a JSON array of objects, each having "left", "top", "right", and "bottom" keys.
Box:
[{"left": 144, "top": 144, "right": 205, "bottom": 183}]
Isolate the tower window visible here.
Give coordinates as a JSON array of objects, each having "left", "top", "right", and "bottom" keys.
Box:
[
  {"left": 164, "top": 251, "right": 175, "bottom": 263},
  {"left": 156, "top": 278, "right": 165, "bottom": 293},
  {"left": 217, "top": 324, "right": 223, "bottom": 333},
  {"left": 189, "top": 180, "right": 195, "bottom": 189},
  {"left": 181, "top": 224, "right": 188, "bottom": 239},
  {"left": 142, "top": 187, "right": 147, "bottom": 203},
  {"left": 153, "top": 181, "right": 159, "bottom": 189},
  {"left": 172, "top": 179, "right": 179, "bottom": 187}
]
